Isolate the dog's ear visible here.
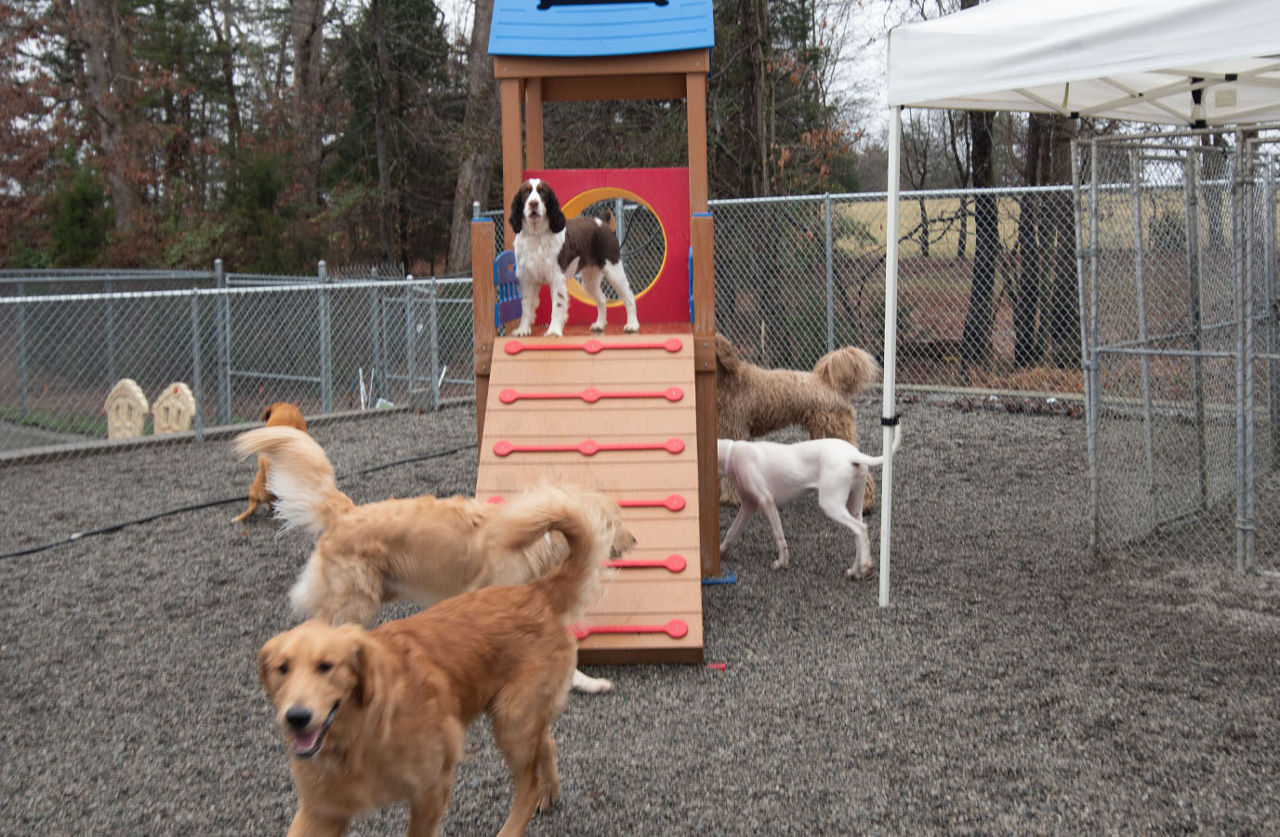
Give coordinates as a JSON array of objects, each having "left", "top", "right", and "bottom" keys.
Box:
[
  {"left": 508, "top": 187, "right": 525, "bottom": 234},
  {"left": 545, "top": 186, "right": 566, "bottom": 234},
  {"left": 257, "top": 635, "right": 281, "bottom": 696},
  {"left": 260, "top": 404, "right": 274, "bottom": 422},
  {"left": 342, "top": 625, "right": 385, "bottom": 708},
  {"left": 714, "top": 333, "right": 741, "bottom": 374}
]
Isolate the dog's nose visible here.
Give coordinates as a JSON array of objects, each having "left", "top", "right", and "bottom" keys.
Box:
[{"left": 284, "top": 707, "right": 312, "bottom": 730}]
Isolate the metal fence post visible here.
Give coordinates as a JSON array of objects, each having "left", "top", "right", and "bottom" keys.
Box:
[
  {"left": 369, "top": 266, "right": 380, "bottom": 405},
  {"left": 105, "top": 278, "right": 117, "bottom": 385},
  {"left": 17, "top": 280, "right": 29, "bottom": 419},
  {"left": 1239, "top": 133, "right": 1257, "bottom": 573},
  {"left": 215, "top": 259, "right": 231, "bottom": 424},
  {"left": 1230, "top": 137, "right": 1250, "bottom": 573},
  {"left": 1266, "top": 154, "right": 1280, "bottom": 463},
  {"left": 1129, "top": 148, "right": 1158, "bottom": 527},
  {"left": 189, "top": 288, "right": 205, "bottom": 442},
  {"left": 1184, "top": 153, "right": 1209, "bottom": 512},
  {"left": 406, "top": 275, "right": 417, "bottom": 402},
  {"left": 824, "top": 193, "right": 834, "bottom": 353},
  {"left": 429, "top": 275, "right": 440, "bottom": 411},
  {"left": 1085, "top": 140, "right": 1103, "bottom": 556},
  {"left": 318, "top": 260, "right": 333, "bottom": 414}
]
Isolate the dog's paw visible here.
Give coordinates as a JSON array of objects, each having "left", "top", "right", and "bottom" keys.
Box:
[
  {"left": 845, "top": 565, "right": 873, "bottom": 581},
  {"left": 589, "top": 321, "right": 607, "bottom": 333},
  {"left": 512, "top": 325, "right": 532, "bottom": 337},
  {"left": 537, "top": 782, "right": 561, "bottom": 813},
  {"left": 623, "top": 321, "right": 640, "bottom": 333},
  {"left": 543, "top": 326, "right": 564, "bottom": 338},
  {"left": 770, "top": 558, "right": 790, "bottom": 570}
]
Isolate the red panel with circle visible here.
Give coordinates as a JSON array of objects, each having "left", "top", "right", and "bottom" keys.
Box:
[{"left": 522, "top": 167, "right": 690, "bottom": 326}]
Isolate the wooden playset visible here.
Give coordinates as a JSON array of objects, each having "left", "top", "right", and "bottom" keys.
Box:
[{"left": 472, "top": 0, "right": 717, "bottom": 663}]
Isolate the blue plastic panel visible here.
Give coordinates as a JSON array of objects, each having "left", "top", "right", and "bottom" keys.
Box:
[{"left": 489, "top": 0, "right": 714, "bottom": 57}]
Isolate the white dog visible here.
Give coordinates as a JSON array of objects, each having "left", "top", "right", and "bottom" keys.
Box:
[
  {"left": 509, "top": 177, "right": 640, "bottom": 337},
  {"left": 717, "top": 424, "right": 902, "bottom": 579}
]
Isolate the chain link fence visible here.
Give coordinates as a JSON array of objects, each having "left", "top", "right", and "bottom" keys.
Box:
[
  {"left": 0, "top": 264, "right": 471, "bottom": 461},
  {"left": 4, "top": 183, "right": 1092, "bottom": 465},
  {"left": 712, "top": 187, "right": 1083, "bottom": 391},
  {"left": 1080, "top": 128, "right": 1280, "bottom": 573}
]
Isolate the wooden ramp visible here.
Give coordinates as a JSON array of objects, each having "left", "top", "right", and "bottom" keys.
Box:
[{"left": 476, "top": 327, "right": 704, "bottom": 664}]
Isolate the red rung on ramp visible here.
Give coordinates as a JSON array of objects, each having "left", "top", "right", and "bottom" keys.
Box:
[
  {"left": 606, "top": 554, "right": 687, "bottom": 573},
  {"left": 493, "top": 438, "right": 684, "bottom": 457},
  {"left": 504, "top": 337, "right": 683, "bottom": 355},
  {"left": 571, "top": 619, "right": 689, "bottom": 640},
  {"left": 499, "top": 386, "right": 683, "bottom": 404},
  {"left": 617, "top": 494, "right": 686, "bottom": 511}
]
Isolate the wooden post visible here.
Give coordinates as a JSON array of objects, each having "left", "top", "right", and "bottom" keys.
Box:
[
  {"left": 686, "top": 70, "right": 709, "bottom": 213},
  {"left": 526, "top": 78, "right": 544, "bottom": 170},
  {"left": 691, "top": 212, "right": 718, "bottom": 576},
  {"left": 500, "top": 78, "right": 524, "bottom": 245},
  {"left": 471, "top": 218, "right": 497, "bottom": 441}
]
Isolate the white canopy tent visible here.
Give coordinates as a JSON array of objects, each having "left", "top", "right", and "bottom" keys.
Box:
[{"left": 878, "top": 0, "right": 1280, "bottom": 605}]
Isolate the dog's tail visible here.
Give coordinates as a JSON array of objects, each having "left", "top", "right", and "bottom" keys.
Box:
[
  {"left": 846, "top": 422, "right": 904, "bottom": 469},
  {"left": 232, "top": 427, "right": 354, "bottom": 535},
  {"left": 491, "top": 486, "right": 609, "bottom": 621},
  {"left": 813, "top": 345, "right": 881, "bottom": 398}
]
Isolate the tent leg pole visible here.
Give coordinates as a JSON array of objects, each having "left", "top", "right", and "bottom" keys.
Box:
[{"left": 879, "top": 105, "right": 902, "bottom": 608}]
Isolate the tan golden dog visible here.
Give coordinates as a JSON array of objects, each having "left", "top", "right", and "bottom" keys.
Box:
[
  {"left": 258, "top": 486, "right": 606, "bottom": 836},
  {"left": 234, "top": 426, "right": 634, "bottom": 693},
  {"left": 715, "top": 333, "right": 880, "bottom": 512},
  {"left": 233, "top": 402, "right": 309, "bottom": 524}
]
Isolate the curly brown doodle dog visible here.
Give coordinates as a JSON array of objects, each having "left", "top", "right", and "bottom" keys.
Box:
[
  {"left": 234, "top": 426, "right": 634, "bottom": 693},
  {"left": 715, "top": 333, "right": 880, "bottom": 511},
  {"left": 258, "top": 485, "right": 608, "bottom": 837},
  {"left": 233, "top": 402, "right": 309, "bottom": 523}
]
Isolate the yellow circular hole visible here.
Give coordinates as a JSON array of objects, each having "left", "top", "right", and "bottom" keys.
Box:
[{"left": 559, "top": 187, "right": 669, "bottom": 307}]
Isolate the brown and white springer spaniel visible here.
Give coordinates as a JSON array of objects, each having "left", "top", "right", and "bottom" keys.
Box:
[{"left": 509, "top": 178, "right": 639, "bottom": 337}]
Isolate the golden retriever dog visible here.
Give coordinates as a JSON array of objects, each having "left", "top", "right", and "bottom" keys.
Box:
[
  {"left": 233, "top": 402, "right": 309, "bottom": 524},
  {"left": 715, "top": 333, "right": 880, "bottom": 511},
  {"left": 234, "top": 426, "right": 634, "bottom": 693},
  {"left": 258, "top": 485, "right": 607, "bottom": 836}
]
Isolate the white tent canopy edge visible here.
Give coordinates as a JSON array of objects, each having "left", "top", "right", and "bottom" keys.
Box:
[{"left": 877, "top": 0, "right": 1280, "bottom": 606}]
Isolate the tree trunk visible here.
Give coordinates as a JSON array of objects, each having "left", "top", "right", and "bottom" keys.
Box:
[
  {"left": 77, "top": 0, "right": 140, "bottom": 232},
  {"left": 1012, "top": 113, "right": 1045, "bottom": 368},
  {"left": 371, "top": 0, "right": 394, "bottom": 261},
  {"left": 445, "top": 0, "right": 498, "bottom": 273},
  {"left": 960, "top": 108, "right": 996, "bottom": 372},
  {"left": 958, "top": 0, "right": 995, "bottom": 373},
  {"left": 217, "top": 0, "right": 241, "bottom": 151},
  {"left": 291, "top": 0, "right": 326, "bottom": 206},
  {"left": 1043, "top": 116, "right": 1079, "bottom": 368},
  {"left": 741, "top": 0, "right": 770, "bottom": 196}
]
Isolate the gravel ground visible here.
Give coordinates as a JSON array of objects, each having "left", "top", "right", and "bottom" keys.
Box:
[{"left": 3, "top": 399, "right": 1280, "bottom": 835}]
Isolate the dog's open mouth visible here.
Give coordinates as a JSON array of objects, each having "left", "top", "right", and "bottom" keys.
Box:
[{"left": 290, "top": 703, "right": 338, "bottom": 758}]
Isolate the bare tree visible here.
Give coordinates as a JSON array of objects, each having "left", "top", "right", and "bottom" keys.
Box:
[
  {"left": 291, "top": 0, "right": 326, "bottom": 206},
  {"left": 446, "top": 0, "right": 497, "bottom": 273},
  {"left": 73, "top": 0, "right": 141, "bottom": 231}
]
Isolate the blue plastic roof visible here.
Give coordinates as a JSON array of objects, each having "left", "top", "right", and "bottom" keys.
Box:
[{"left": 489, "top": 0, "right": 715, "bottom": 57}]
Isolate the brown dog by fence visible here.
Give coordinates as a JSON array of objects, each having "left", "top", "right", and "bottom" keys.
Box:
[{"left": 233, "top": 402, "right": 308, "bottom": 524}]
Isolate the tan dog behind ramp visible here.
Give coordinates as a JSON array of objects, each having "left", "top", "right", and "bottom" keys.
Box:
[
  {"left": 233, "top": 403, "right": 308, "bottom": 524},
  {"left": 257, "top": 485, "right": 608, "bottom": 836}
]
